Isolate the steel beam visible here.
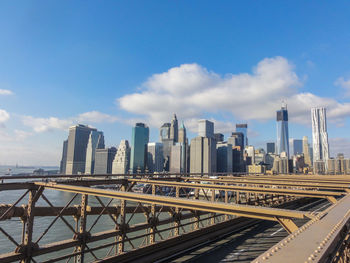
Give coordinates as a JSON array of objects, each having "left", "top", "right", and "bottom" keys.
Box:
[
  {"left": 35, "top": 182, "right": 311, "bottom": 223},
  {"left": 128, "top": 179, "right": 343, "bottom": 201},
  {"left": 182, "top": 177, "right": 350, "bottom": 191}
]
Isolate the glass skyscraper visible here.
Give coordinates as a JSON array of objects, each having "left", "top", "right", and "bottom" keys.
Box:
[
  {"left": 276, "top": 104, "right": 290, "bottom": 157},
  {"left": 311, "top": 107, "right": 329, "bottom": 162},
  {"left": 236, "top": 124, "right": 248, "bottom": 148},
  {"left": 130, "top": 123, "right": 149, "bottom": 173}
]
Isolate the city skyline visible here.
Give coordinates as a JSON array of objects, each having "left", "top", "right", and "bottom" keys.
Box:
[{"left": 1, "top": 1, "right": 350, "bottom": 165}]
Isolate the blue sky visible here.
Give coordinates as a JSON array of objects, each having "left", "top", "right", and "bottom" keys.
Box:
[{"left": 1, "top": 1, "right": 350, "bottom": 165}]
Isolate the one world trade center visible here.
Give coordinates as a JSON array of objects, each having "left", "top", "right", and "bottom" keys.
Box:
[{"left": 276, "top": 104, "right": 290, "bottom": 158}]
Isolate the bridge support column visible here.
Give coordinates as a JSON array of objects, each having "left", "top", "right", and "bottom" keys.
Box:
[
  {"left": 75, "top": 194, "right": 88, "bottom": 263},
  {"left": 211, "top": 189, "right": 215, "bottom": 225},
  {"left": 174, "top": 186, "right": 180, "bottom": 236},
  {"left": 149, "top": 184, "right": 156, "bottom": 244},
  {"left": 20, "top": 187, "right": 43, "bottom": 263},
  {"left": 117, "top": 184, "right": 127, "bottom": 254},
  {"left": 193, "top": 188, "right": 200, "bottom": 230},
  {"left": 224, "top": 183, "right": 228, "bottom": 221}
]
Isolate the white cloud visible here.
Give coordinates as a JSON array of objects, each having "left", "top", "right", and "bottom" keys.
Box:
[
  {"left": 117, "top": 57, "right": 350, "bottom": 127},
  {"left": 0, "top": 129, "right": 33, "bottom": 142},
  {"left": 22, "top": 116, "right": 73, "bottom": 132},
  {"left": 335, "top": 77, "right": 350, "bottom": 97},
  {"left": 0, "top": 89, "right": 13, "bottom": 95},
  {"left": 78, "top": 111, "right": 119, "bottom": 123},
  {"left": 0, "top": 109, "right": 10, "bottom": 127},
  {"left": 21, "top": 111, "right": 120, "bottom": 133}
]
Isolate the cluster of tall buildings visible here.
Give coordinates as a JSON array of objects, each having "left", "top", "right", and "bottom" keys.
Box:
[{"left": 59, "top": 105, "right": 349, "bottom": 176}]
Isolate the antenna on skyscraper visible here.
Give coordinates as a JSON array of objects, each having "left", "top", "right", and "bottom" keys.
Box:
[{"left": 281, "top": 99, "right": 287, "bottom": 109}]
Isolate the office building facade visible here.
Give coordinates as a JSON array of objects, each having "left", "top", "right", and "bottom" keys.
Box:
[
  {"left": 216, "top": 142, "right": 233, "bottom": 173},
  {"left": 66, "top": 124, "right": 96, "bottom": 175},
  {"left": 198, "top": 120, "right": 214, "bottom": 138},
  {"left": 130, "top": 123, "right": 149, "bottom": 173},
  {"left": 59, "top": 139, "right": 68, "bottom": 174},
  {"left": 302, "top": 136, "right": 312, "bottom": 167},
  {"left": 292, "top": 139, "right": 303, "bottom": 156},
  {"left": 190, "top": 136, "right": 217, "bottom": 174},
  {"left": 147, "top": 142, "right": 164, "bottom": 173},
  {"left": 266, "top": 142, "right": 275, "bottom": 154},
  {"left": 236, "top": 124, "right": 248, "bottom": 148},
  {"left": 170, "top": 114, "right": 178, "bottom": 143},
  {"left": 94, "top": 147, "right": 117, "bottom": 174},
  {"left": 85, "top": 131, "right": 105, "bottom": 174}
]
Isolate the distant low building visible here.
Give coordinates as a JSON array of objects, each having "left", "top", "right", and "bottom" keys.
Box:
[{"left": 248, "top": 164, "right": 266, "bottom": 174}]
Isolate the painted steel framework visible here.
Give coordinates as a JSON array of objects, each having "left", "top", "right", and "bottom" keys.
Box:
[{"left": 1, "top": 173, "right": 350, "bottom": 262}]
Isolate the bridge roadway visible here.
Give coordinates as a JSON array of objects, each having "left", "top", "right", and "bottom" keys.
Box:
[{"left": 161, "top": 198, "right": 331, "bottom": 263}]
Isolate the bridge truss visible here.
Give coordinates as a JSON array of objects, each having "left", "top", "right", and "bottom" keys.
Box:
[{"left": 1, "top": 173, "right": 350, "bottom": 262}]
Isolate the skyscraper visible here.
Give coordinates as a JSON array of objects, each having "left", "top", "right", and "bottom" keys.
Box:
[
  {"left": 94, "top": 147, "right": 117, "bottom": 174},
  {"left": 276, "top": 104, "right": 290, "bottom": 157},
  {"left": 190, "top": 136, "right": 217, "bottom": 174},
  {"left": 229, "top": 132, "right": 244, "bottom": 150},
  {"left": 302, "top": 136, "right": 312, "bottom": 167},
  {"left": 292, "top": 139, "right": 303, "bottom": 156},
  {"left": 214, "top": 133, "right": 224, "bottom": 143},
  {"left": 59, "top": 139, "right": 68, "bottom": 174},
  {"left": 311, "top": 107, "right": 330, "bottom": 163},
  {"left": 216, "top": 142, "right": 233, "bottom": 173},
  {"left": 170, "top": 114, "right": 178, "bottom": 143},
  {"left": 147, "top": 142, "right": 164, "bottom": 173},
  {"left": 130, "top": 123, "right": 149, "bottom": 173},
  {"left": 236, "top": 124, "right": 248, "bottom": 148},
  {"left": 85, "top": 130, "right": 105, "bottom": 174},
  {"left": 266, "top": 142, "right": 276, "bottom": 154},
  {"left": 178, "top": 122, "right": 188, "bottom": 173},
  {"left": 198, "top": 120, "right": 214, "bottom": 138},
  {"left": 160, "top": 123, "right": 171, "bottom": 141},
  {"left": 66, "top": 124, "right": 96, "bottom": 174},
  {"left": 178, "top": 121, "right": 186, "bottom": 144},
  {"left": 112, "top": 140, "right": 131, "bottom": 174}
]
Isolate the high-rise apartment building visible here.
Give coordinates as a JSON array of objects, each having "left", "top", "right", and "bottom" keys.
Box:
[
  {"left": 85, "top": 131, "right": 105, "bottom": 174},
  {"left": 147, "top": 142, "right": 164, "bottom": 173},
  {"left": 198, "top": 120, "right": 214, "bottom": 138},
  {"left": 59, "top": 139, "right": 68, "bottom": 174},
  {"left": 292, "top": 139, "right": 303, "bottom": 156},
  {"left": 170, "top": 114, "right": 178, "bottom": 143},
  {"left": 266, "top": 142, "right": 275, "bottom": 154},
  {"left": 94, "top": 147, "right": 117, "bottom": 174},
  {"left": 276, "top": 104, "right": 290, "bottom": 157},
  {"left": 66, "top": 124, "right": 96, "bottom": 174},
  {"left": 311, "top": 107, "right": 330, "bottom": 162},
  {"left": 130, "top": 123, "right": 149, "bottom": 173},
  {"left": 302, "top": 136, "right": 312, "bottom": 167},
  {"left": 112, "top": 140, "right": 131, "bottom": 174},
  {"left": 236, "top": 124, "right": 248, "bottom": 148}
]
